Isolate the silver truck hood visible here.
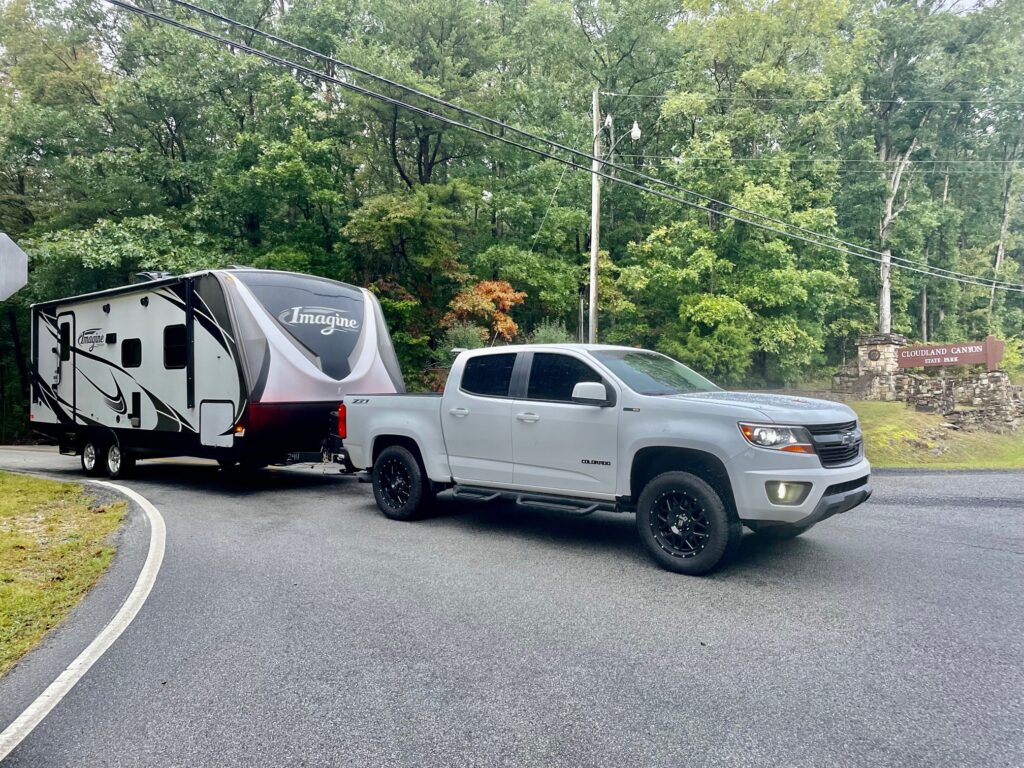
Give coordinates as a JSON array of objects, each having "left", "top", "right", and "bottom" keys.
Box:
[{"left": 673, "top": 391, "right": 857, "bottom": 425}]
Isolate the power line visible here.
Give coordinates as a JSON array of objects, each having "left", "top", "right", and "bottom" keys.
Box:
[
  {"left": 103, "top": 0, "right": 1024, "bottom": 293},
  {"left": 149, "top": 0, "right": 1024, "bottom": 290},
  {"left": 616, "top": 155, "right": 1024, "bottom": 164},
  {"left": 601, "top": 90, "right": 1024, "bottom": 106}
]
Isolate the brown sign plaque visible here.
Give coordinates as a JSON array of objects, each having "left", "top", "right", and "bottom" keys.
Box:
[{"left": 897, "top": 335, "right": 1005, "bottom": 371}]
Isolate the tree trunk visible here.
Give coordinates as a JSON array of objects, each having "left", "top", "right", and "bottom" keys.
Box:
[
  {"left": 877, "top": 116, "right": 927, "bottom": 334},
  {"left": 988, "top": 161, "right": 1015, "bottom": 316},
  {"left": 878, "top": 245, "right": 893, "bottom": 334},
  {"left": 920, "top": 286, "right": 928, "bottom": 342}
]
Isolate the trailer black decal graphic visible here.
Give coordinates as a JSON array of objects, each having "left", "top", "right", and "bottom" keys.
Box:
[
  {"left": 80, "top": 370, "right": 127, "bottom": 415},
  {"left": 76, "top": 328, "right": 107, "bottom": 352}
]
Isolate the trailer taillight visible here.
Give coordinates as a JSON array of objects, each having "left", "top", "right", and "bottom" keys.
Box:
[{"left": 337, "top": 404, "right": 347, "bottom": 439}]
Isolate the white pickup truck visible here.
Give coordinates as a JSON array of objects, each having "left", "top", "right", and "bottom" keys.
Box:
[{"left": 341, "top": 344, "right": 871, "bottom": 575}]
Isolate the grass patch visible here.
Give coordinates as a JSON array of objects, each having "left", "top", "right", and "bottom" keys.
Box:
[
  {"left": 851, "top": 401, "right": 1024, "bottom": 470},
  {"left": 0, "top": 472, "right": 125, "bottom": 676}
]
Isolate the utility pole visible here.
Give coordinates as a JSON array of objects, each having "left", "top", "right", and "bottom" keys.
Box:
[{"left": 589, "top": 87, "right": 602, "bottom": 345}]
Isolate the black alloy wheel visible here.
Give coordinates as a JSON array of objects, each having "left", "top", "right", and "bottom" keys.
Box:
[
  {"left": 372, "top": 445, "right": 428, "bottom": 521},
  {"left": 379, "top": 457, "right": 412, "bottom": 508},
  {"left": 635, "top": 471, "right": 742, "bottom": 576},
  {"left": 650, "top": 490, "right": 712, "bottom": 559}
]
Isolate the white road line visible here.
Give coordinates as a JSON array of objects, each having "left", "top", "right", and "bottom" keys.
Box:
[{"left": 0, "top": 480, "right": 166, "bottom": 760}]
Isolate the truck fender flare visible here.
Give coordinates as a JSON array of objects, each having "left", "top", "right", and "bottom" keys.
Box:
[
  {"left": 629, "top": 446, "right": 738, "bottom": 520},
  {"left": 370, "top": 432, "right": 425, "bottom": 466}
]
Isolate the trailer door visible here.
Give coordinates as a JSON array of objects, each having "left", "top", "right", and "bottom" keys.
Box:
[{"left": 56, "top": 311, "right": 76, "bottom": 422}]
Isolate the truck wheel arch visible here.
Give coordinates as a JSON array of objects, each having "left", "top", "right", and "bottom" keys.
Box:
[
  {"left": 371, "top": 434, "right": 425, "bottom": 470},
  {"left": 370, "top": 435, "right": 446, "bottom": 495},
  {"left": 630, "top": 447, "right": 737, "bottom": 520}
]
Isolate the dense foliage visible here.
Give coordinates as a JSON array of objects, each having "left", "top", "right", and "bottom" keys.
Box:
[{"left": 1, "top": 0, "right": 1022, "bottom": 435}]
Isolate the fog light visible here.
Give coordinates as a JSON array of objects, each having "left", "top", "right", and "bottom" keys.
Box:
[{"left": 765, "top": 481, "right": 811, "bottom": 505}]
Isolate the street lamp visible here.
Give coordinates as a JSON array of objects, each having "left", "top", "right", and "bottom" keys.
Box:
[{"left": 589, "top": 89, "right": 640, "bottom": 344}]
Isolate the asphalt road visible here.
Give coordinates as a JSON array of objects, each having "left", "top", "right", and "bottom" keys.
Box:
[{"left": 0, "top": 447, "right": 1021, "bottom": 768}]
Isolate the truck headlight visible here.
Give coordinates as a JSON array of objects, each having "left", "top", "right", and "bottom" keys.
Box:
[{"left": 739, "top": 423, "right": 815, "bottom": 454}]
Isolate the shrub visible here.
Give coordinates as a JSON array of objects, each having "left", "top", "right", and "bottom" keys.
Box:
[
  {"left": 528, "top": 318, "right": 574, "bottom": 344},
  {"left": 435, "top": 322, "right": 487, "bottom": 367}
]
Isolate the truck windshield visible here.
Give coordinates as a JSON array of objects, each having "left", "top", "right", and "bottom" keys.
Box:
[{"left": 590, "top": 349, "right": 719, "bottom": 396}]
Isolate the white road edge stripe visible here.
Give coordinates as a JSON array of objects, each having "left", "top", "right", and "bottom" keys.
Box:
[{"left": 0, "top": 480, "right": 166, "bottom": 760}]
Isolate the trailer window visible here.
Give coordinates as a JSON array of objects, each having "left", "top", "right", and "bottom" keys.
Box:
[
  {"left": 461, "top": 354, "right": 516, "bottom": 398},
  {"left": 59, "top": 322, "right": 71, "bottom": 362},
  {"left": 163, "top": 325, "right": 187, "bottom": 369},
  {"left": 122, "top": 338, "right": 142, "bottom": 369}
]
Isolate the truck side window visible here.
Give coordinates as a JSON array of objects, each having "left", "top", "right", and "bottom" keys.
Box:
[
  {"left": 122, "top": 338, "right": 142, "bottom": 368},
  {"left": 163, "top": 324, "right": 187, "bottom": 369},
  {"left": 527, "top": 353, "right": 602, "bottom": 402},
  {"left": 461, "top": 353, "right": 516, "bottom": 397},
  {"left": 58, "top": 322, "right": 71, "bottom": 362}
]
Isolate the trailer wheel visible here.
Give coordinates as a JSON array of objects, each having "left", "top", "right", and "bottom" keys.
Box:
[
  {"left": 635, "top": 471, "right": 742, "bottom": 576},
  {"left": 104, "top": 443, "right": 136, "bottom": 479},
  {"left": 81, "top": 440, "right": 105, "bottom": 477},
  {"left": 372, "top": 445, "right": 428, "bottom": 521}
]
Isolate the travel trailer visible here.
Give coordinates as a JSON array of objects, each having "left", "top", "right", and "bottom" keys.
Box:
[{"left": 30, "top": 268, "right": 404, "bottom": 477}]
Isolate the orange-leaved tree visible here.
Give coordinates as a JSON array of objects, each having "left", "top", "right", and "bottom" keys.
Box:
[{"left": 443, "top": 280, "right": 527, "bottom": 341}]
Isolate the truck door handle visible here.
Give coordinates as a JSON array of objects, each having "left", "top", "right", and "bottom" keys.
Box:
[
  {"left": 449, "top": 407, "right": 470, "bottom": 417},
  {"left": 516, "top": 412, "right": 540, "bottom": 423}
]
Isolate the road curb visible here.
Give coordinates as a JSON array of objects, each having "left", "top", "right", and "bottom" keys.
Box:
[{"left": 0, "top": 479, "right": 166, "bottom": 761}]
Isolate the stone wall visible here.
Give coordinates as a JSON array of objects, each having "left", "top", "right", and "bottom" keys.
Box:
[
  {"left": 831, "top": 334, "right": 1023, "bottom": 431},
  {"left": 894, "top": 371, "right": 1023, "bottom": 430}
]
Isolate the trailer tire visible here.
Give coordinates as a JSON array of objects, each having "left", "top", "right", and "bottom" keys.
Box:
[
  {"left": 80, "top": 440, "right": 105, "bottom": 477},
  {"left": 372, "top": 445, "right": 429, "bottom": 521},
  {"left": 104, "top": 442, "right": 135, "bottom": 479},
  {"left": 635, "top": 471, "right": 742, "bottom": 576}
]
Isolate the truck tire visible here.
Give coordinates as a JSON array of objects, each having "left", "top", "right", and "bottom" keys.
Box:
[
  {"left": 81, "top": 440, "right": 105, "bottom": 477},
  {"left": 372, "top": 445, "right": 429, "bottom": 521},
  {"left": 636, "top": 471, "right": 742, "bottom": 576},
  {"left": 104, "top": 442, "right": 136, "bottom": 479}
]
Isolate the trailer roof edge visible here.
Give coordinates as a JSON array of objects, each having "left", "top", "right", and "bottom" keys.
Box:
[{"left": 29, "top": 267, "right": 353, "bottom": 309}]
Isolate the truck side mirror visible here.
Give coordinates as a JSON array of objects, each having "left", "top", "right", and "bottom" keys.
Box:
[{"left": 572, "top": 381, "right": 610, "bottom": 406}]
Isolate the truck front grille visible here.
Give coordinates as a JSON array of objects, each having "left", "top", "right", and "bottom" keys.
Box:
[{"left": 806, "top": 421, "right": 863, "bottom": 468}]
